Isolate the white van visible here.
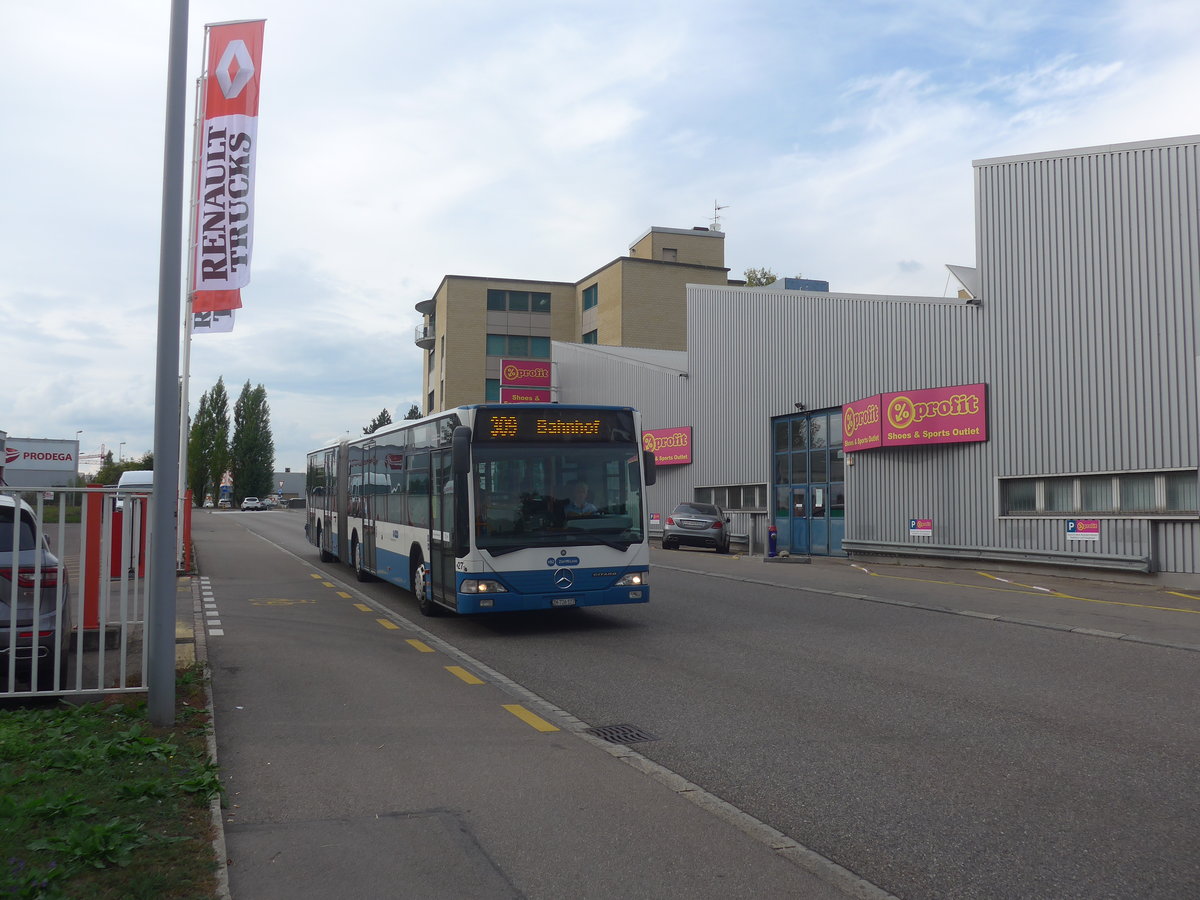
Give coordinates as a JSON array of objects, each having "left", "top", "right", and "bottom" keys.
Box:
[{"left": 114, "top": 470, "right": 153, "bottom": 511}]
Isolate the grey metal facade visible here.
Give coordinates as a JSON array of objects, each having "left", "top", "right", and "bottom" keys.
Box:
[{"left": 555, "top": 135, "right": 1200, "bottom": 585}]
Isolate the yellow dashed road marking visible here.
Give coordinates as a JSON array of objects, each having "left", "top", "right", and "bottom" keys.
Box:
[
  {"left": 309, "top": 573, "right": 322, "bottom": 579},
  {"left": 321, "top": 581, "right": 335, "bottom": 588},
  {"left": 376, "top": 618, "right": 400, "bottom": 630},
  {"left": 1167, "top": 590, "right": 1200, "bottom": 602},
  {"left": 406, "top": 639, "right": 434, "bottom": 653},
  {"left": 503, "top": 704, "right": 559, "bottom": 732},
  {"left": 353, "top": 603, "right": 371, "bottom": 612},
  {"left": 446, "top": 665, "right": 484, "bottom": 684},
  {"left": 337, "top": 591, "right": 352, "bottom": 599}
]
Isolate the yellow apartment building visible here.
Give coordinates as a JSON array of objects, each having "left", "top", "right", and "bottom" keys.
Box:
[{"left": 415, "top": 226, "right": 731, "bottom": 413}]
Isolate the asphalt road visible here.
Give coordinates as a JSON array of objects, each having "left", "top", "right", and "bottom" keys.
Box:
[{"left": 210, "top": 508, "right": 1200, "bottom": 899}]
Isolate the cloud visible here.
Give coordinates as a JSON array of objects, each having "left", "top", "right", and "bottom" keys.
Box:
[{"left": 4, "top": 0, "right": 1200, "bottom": 474}]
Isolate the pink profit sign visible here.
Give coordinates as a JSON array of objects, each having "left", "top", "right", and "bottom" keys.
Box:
[
  {"left": 501, "top": 359, "right": 551, "bottom": 388},
  {"left": 881, "top": 383, "right": 987, "bottom": 447},
  {"left": 842, "top": 396, "right": 883, "bottom": 451},
  {"left": 642, "top": 426, "right": 692, "bottom": 465}
]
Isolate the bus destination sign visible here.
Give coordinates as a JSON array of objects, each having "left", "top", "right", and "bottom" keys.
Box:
[{"left": 477, "top": 408, "right": 635, "bottom": 442}]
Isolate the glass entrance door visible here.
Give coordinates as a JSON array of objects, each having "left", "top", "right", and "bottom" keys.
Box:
[{"left": 772, "top": 410, "right": 847, "bottom": 557}]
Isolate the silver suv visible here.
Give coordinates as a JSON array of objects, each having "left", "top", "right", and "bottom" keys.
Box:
[
  {"left": 662, "top": 501, "right": 730, "bottom": 553},
  {"left": 1, "top": 494, "right": 72, "bottom": 688}
]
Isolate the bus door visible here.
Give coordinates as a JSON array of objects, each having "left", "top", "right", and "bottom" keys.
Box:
[
  {"left": 428, "top": 448, "right": 456, "bottom": 607},
  {"left": 362, "top": 440, "right": 378, "bottom": 571}
]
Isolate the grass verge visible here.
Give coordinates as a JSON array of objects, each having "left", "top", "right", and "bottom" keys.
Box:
[{"left": 0, "top": 663, "right": 220, "bottom": 899}]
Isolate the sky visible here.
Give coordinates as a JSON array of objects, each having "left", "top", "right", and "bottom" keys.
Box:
[{"left": 3, "top": 0, "right": 1199, "bottom": 475}]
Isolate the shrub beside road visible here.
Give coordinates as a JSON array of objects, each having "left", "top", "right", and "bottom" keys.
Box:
[{"left": 0, "top": 665, "right": 221, "bottom": 899}]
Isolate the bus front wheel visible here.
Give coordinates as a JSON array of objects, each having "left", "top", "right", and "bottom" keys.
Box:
[{"left": 413, "top": 559, "right": 442, "bottom": 617}]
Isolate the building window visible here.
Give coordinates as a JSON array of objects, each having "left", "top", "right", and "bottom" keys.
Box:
[
  {"left": 1000, "top": 470, "right": 1199, "bottom": 517},
  {"left": 485, "top": 379, "right": 500, "bottom": 402},
  {"left": 582, "top": 330, "right": 598, "bottom": 344},
  {"left": 486, "top": 333, "right": 551, "bottom": 358},
  {"left": 582, "top": 284, "right": 598, "bottom": 310},
  {"left": 694, "top": 484, "right": 766, "bottom": 511},
  {"left": 488, "top": 289, "right": 552, "bottom": 313}
]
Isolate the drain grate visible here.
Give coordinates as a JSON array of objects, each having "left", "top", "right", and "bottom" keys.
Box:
[{"left": 584, "top": 724, "right": 660, "bottom": 745}]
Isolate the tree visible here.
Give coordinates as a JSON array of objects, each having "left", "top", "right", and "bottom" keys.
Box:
[
  {"left": 230, "top": 380, "right": 275, "bottom": 502},
  {"left": 404, "top": 404, "right": 421, "bottom": 420},
  {"left": 363, "top": 408, "right": 393, "bottom": 434},
  {"left": 93, "top": 450, "right": 155, "bottom": 485},
  {"left": 187, "top": 377, "right": 231, "bottom": 504},
  {"left": 187, "top": 388, "right": 214, "bottom": 502},
  {"left": 743, "top": 267, "right": 777, "bottom": 286}
]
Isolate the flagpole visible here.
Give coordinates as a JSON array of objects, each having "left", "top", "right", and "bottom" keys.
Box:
[
  {"left": 177, "top": 60, "right": 207, "bottom": 567},
  {"left": 149, "top": 0, "right": 190, "bottom": 727}
]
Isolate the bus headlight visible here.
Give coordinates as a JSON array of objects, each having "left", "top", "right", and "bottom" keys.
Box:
[
  {"left": 461, "top": 579, "right": 508, "bottom": 594},
  {"left": 615, "top": 572, "right": 646, "bottom": 587}
]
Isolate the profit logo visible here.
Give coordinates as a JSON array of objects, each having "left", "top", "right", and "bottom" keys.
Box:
[
  {"left": 503, "top": 363, "right": 548, "bottom": 381},
  {"left": 843, "top": 400, "right": 880, "bottom": 438},
  {"left": 887, "top": 392, "right": 981, "bottom": 431},
  {"left": 5, "top": 448, "right": 18, "bottom": 464}
]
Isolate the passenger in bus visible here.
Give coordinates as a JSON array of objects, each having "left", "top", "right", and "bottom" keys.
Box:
[{"left": 565, "top": 481, "right": 599, "bottom": 518}]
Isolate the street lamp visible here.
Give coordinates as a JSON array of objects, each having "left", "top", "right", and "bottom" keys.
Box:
[{"left": 119, "top": 442, "right": 126, "bottom": 461}]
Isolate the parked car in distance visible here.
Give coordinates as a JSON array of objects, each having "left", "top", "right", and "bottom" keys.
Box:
[
  {"left": 662, "top": 501, "right": 731, "bottom": 553},
  {"left": 262, "top": 496, "right": 278, "bottom": 509},
  {"left": 202, "top": 497, "right": 214, "bottom": 508},
  {"left": 0, "top": 494, "right": 72, "bottom": 688},
  {"left": 241, "top": 496, "right": 264, "bottom": 511},
  {"left": 217, "top": 498, "right": 232, "bottom": 509}
]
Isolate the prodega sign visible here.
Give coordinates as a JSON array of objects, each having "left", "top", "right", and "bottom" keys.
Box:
[{"left": 5, "top": 438, "right": 78, "bottom": 472}]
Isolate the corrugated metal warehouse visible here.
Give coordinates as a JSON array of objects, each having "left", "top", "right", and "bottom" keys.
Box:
[{"left": 554, "top": 134, "right": 1200, "bottom": 587}]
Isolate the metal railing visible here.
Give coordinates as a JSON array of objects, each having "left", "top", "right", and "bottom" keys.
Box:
[{"left": 2, "top": 486, "right": 152, "bottom": 698}]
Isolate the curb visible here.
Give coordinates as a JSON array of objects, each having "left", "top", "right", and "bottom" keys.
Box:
[{"left": 191, "top": 575, "right": 232, "bottom": 900}]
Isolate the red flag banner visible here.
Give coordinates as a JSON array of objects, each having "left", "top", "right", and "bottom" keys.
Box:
[
  {"left": 192, "top": 20, "right": 265, "bottom": 298},
  {"left": 193, "top": 289, "right": 242, "bottom": 313}
]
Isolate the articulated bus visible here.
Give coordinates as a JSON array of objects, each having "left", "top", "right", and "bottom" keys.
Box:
[{"left": 305, "top": 404, "right": 657, "bottom": 616}]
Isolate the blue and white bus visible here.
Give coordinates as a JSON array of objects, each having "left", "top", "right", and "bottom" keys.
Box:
[{"left": 305, "top": 404, "right": 656, "bottom": 615}]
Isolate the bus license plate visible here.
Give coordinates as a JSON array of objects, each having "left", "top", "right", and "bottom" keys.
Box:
[{"left": 552, "top": 597, "right": 576, "bottom": 607}]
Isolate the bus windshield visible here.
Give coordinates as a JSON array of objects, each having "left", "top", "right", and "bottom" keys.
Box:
[{"left": 471, "top": 442, "right": 645, "bottom": 555}]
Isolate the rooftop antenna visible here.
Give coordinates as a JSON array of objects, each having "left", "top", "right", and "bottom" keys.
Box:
[{"left": 710, "top": 200, "right": 730, "bottom": 232}]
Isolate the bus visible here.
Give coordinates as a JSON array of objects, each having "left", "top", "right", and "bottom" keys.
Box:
[{"left": 305, "top": 404, "right": 656, "bottom": 615}]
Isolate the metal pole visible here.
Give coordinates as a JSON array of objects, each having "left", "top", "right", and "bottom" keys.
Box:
[{"left": 149, "top": 0, "right": 189, "bottom": 726}]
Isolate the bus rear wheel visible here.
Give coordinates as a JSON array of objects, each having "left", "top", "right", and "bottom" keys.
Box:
[{"left": 353, "top": 542, "right": 372, "bottom": 582}]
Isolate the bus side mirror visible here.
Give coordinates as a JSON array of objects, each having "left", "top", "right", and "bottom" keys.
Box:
[
  {"left": 452, "top": 426, "right": 472, "bottom": 475},
  {"left": 643, "top": 450, "right": 656, "bottom": 486}
]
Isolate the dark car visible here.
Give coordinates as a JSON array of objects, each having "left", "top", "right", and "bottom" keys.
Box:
[
  {"left": 662, "top": 501, "right": 730, "bottom": 553},
  {"left": 1, "top": 495, "right": 72, "bottom": 688}
]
